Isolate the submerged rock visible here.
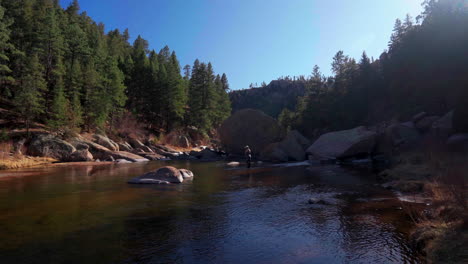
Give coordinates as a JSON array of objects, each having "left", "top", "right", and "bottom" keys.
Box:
[{"left": 128, "top": 166, "right": 194, "bottom": 184}]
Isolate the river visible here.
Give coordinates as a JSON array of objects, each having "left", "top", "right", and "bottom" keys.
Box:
[{"left": 0, "top": 161, "right": 423, "bottom": 263}]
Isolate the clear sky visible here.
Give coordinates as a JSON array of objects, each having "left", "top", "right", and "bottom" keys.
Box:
[{"left": 60, "top": 0, "right": 424, "bottom": 90}]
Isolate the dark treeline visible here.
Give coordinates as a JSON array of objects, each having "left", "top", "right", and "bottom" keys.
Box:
[
  {"left": 232, "top": 0, "right": 467, "bottom": 139},
  {"left": 0, "top": 0, "right": 231, "bottom": 135}
]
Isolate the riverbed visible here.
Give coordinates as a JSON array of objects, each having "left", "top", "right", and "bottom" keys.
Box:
[{"left": 0, "top": 161, "right": 423, "bottom": 263}]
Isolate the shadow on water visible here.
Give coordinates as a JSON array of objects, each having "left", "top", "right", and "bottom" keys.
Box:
[{"left": 0, "top": 161, "right": 424, "bottom": 263}]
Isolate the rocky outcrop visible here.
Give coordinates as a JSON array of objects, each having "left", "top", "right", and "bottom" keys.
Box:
[
  {"left": 117, "top": 142, "right": 133, "bottom": 152},
  {"left": 128, "top": 138, "right": 146, "bottom": 149},
  {"left": 307, "top": 126, "right": 376, "bottom": 160},
  {"left": 219, "top": 109, "right": 283, "bottom": 155},
  {"left": 111, "top": 151, "right": 148, "bottom": 162},
  {"left": 70, "top": 138, "right": 114, "bottom": 160},
  {"left": 375, "top": 122, "right": 421, "bottom": 154},
  {"left": 28, "top": 134, "right": 76, "bottom": 161},
  {"left": 128, "top": 166, "right": 193, "bottom": 184},
  {"left": 93, "top": 134, "right": 119, "bottom": 151},
  {"left": 70, "top": 149, "right": 93, "bottom": 162}
]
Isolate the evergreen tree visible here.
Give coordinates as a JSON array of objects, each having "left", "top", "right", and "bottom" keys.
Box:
[
  {"left": 0, "top": 1, "right": 15, "bottom": 95},
  {"left": 13, "top": 54, "right": 46, "bottom": 134}
]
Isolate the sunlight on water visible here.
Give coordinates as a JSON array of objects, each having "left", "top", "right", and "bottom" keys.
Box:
[{"left": 0, "top": 161, "right": 423, "bottom": 263}]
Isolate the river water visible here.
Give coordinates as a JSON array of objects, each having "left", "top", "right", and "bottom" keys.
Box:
[{"left": 0, "top": 161, "right": 423, "bottom": 263}]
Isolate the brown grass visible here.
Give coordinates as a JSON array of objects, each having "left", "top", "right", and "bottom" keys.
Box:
[{"left": 0, "top": 156, "right": 57, "bottom": 170}]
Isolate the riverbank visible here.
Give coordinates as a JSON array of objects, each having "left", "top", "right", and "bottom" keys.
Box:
[{"left": 377, "top": 151, "right": 467, "bottom": 263}]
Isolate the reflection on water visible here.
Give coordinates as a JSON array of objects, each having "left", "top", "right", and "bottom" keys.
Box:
[{"left": 0, "top": 161, "right": 423, "bottom": 263}]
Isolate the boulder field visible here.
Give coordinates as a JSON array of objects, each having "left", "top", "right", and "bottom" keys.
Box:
[{"left": 219, "top": 109, "right": 460, "bottom": 163}]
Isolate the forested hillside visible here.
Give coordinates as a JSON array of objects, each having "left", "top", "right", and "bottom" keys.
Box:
[
  {"left": 229, "top": 79, "right": 306, "bottom": 118},
  {"left": 232, "top": 0, "right": 468, "bottom": 139},
  {"left": 0, "top": 0, "right": 231, "bottom": 136}
]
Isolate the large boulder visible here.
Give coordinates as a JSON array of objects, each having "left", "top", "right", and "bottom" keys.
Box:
[
  {"left": 375, "top": 122, "right": 422, "bottom": 154},
  {"left": 307, "top": 126, "right": 376, "bottom": 160},
  {"left": 70, "top": 149, "right": 94, "bottom": 162},
  {"left": 28, "top": 134, "right": 76, "bottom": 161},
  {"left": 128, "top": 166, "right": 190, "bottom": 184},
  {"left": 278, "top": 130, "right": 310, "bottom": 161},
  {"left": 70, "top": 138, "right": 114, "bottom": 160},
  {"left": 219, "top": 109, "right": 283, "bottom": 155},
  {"left": 259, "top": 142, "right": 288, "bottom": 162},
  {"left": 93, "top": 134, "right": 119, "bottom": 151}
]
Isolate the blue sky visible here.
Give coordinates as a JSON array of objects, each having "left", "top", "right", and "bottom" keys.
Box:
[{"left": 60, "top": 0, "right": 424, "bottom": 90}]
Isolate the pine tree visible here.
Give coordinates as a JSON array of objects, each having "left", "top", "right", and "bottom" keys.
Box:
[
  {"left": 0, "top": 1, "right": 15, "bottom": 95},
  {"left": 14, "top": 54, "right": 46, "bottom": 134},
  {"left": 48, "top": 75, "right": 68, "bottom": 130}
]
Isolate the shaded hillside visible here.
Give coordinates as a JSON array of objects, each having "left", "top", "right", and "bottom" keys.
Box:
[{"left": 229, "top": 80, "right": 306, "bottom": 118}]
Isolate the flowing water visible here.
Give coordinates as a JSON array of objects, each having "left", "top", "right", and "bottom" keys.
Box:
[{"left": 0, "top": 161, "right": 423, "bottom": 263}]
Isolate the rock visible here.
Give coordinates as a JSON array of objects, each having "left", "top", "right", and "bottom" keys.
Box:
[
  {"left": 128, "top": 166, "right": 186, "bottom": 184},
  {"left": 70, "top": 138, "right": 114, "bottom": 160},
  {"left": 118, "top": 142, "right": 133, "bottom": 152},
  {"left": 116, "top": 159, "right": 132, "bottom": 164},
  {"left": 412, "top": 112, "right": 427, "bottom": 123},
  {"left": 139, "top": 153, "right": 166, "bottom": 161},
  {"left": 415, "top": 115, "right": 439, "bottom": 132},
  {"left": 431, "top": 110, "right": 453, "bottom": 138},
  {"left": 140, "top": 145, "right": 154, "bottom": 153},
  {"left": 226, "top": 161, "right": 240, "bottom": 167},
  {"left": 199, "top": 148, "right": 221, "bottom": 160},
  {"left": 28, "top": 134, "right": 76, "bottom": 161},
  {"left": 128, "top": 138, "right": 146, "bottom": 149},
  {"left": 308, "top": 198, "right": 330, "bottom": 205},
  {"left": 70, "top": 149, "right": 93, "bottom": 162},
  {"left": 93, "top": 134, "right": 119, "bottom": 151},
  {"left": 306, "top": 126, "right": 376, "bottom": 160},
  {"left": 112, "top": 151, "right": 149, "bottom": 162},
  {"left": 74, "top": 142, "right": 89, "bottom": 150},
  {"left": 446, "top": 133, "right": 468, "bottom": 153},
  {"left": 278, "top": 130, "right": 310, "bottom": 161},
  {"left": 218, "top": 109, "right": 283, "bottom": 155},
  {"left": 165, "top": 131, "right": 191, "bottom": 148},
  {"left": 259, "top": 142, "right": 288, "bottom": 162},
  {"left": 376, "top": 122, "right": 421, "bottom": 154},
  {"left": 179, "top": 169, "right": 194, "bottom": 180}
]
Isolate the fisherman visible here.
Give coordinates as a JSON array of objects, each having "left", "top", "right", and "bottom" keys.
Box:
[{"left": 244, "top": 145, "right": 252, "bottom": 168}]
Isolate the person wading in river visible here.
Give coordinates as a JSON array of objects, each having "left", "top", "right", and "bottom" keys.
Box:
[{"left": 244, "top": 145, "right": 252, "bottom": 168}]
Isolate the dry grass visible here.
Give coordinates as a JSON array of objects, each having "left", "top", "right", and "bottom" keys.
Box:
[
  {"left": 0, "top": 156, "right": 57, "bottom": 170},
  {"left": 386, "top": 147, "right": 468, "bottom": 262}
]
